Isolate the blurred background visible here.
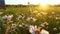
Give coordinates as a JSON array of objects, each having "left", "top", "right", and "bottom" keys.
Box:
[{"left": 0, "top": 0, "right": 60, "bottom": 34}]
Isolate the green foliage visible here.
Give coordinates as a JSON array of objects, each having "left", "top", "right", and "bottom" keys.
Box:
[{"left": 0, "top": 6, "right": 60, "bottom": 34}]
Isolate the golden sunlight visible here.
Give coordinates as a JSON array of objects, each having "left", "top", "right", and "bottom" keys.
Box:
[
  {"left": 39, "top": 0, "right": 48, "bottom": 7},
  {"left": 28, "top": 0, "right": 60, "bottom": 10},
  {"left": 38, "top": 0, "right": 49, "bottom": 10}
]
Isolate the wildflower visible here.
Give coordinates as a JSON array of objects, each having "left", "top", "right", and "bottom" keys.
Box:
[
  {"left": 2, "top": 15, "right": 8, "bottom": 20},
  {"left": 7, "top": 14, "right": 13, "bottom": 21},
  {"left": 53, "top": 28, "right": 57, "bottom": 31},
  {"left": 57, "top": 33, "right": 60, "bottom": 34},
  {"left": 56, "top": 14, "right": 59, "bottom": 17},
  {"left": 19, "top": 24, "right": 23, "bottom": 27},
  {"left": 52, "top": 12, "right": 55, "bottom": 14},
  {"left": 59, "top": 27, "right": 60, "bottom": 29},
  {"left": 11, "top": 23, "right": 17, "bottom": 31},
  {"left": 17, "top": 14, "right": 25, "bottom": 20},
  {"left": 26, "top": 17, "right": 31, "bottom": 22},
  {"left": 48, "top": 15, "right": 52, "bottom": 18},
  {"left": 0, "top": 12, "right": 3, "bottom": 15},
  {"left": 44, "top": 22, "right": 49, "bottom": 26},
  {"left": 41, "top": 23, "right": 45, "bottom": 27},
  {"left": 29, "top": 25, "right": 35, "bottom": 34},
  {"left": 26, "top": 17, "right": 37, "bottom": 22},
  {"left": 32, "top": 18, "right": 37, "bottom": 22},
  {"left": 56, "top": 17, "right": 60, "bottom": 19},
  {"left": 40, "top": 29, "right": 49, "bottom": 34}
]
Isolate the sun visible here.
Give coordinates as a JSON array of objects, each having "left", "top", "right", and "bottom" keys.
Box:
[
  {"left": 37, "top": 0, "right": 49, "bottom": 10},
  {"left": 39, "top": 0, "right": 48, "bottom": 7},
  {"left": 40, "top": 2, "right": 47, "bottom": 7}
]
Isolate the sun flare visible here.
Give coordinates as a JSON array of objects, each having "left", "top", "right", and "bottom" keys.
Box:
[
  {"left": 39, "top": 0, "right": 48, "bottom": 7},
  {"left": 40, "top": 2, "right": 47, "bottom": 7}
]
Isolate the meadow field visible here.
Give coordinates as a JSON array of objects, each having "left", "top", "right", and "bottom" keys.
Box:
[{"left": 0, "top": 5, "right": 60, "bottom": 34}]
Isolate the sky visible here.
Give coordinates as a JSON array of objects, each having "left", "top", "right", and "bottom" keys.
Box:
[{"left": 5, "top": 0, "right": 60, "bottom": 5}]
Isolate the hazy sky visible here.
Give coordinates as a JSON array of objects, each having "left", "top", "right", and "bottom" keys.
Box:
[{"left": 5, "top": 0, "right": 60, "bottom": 5}]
